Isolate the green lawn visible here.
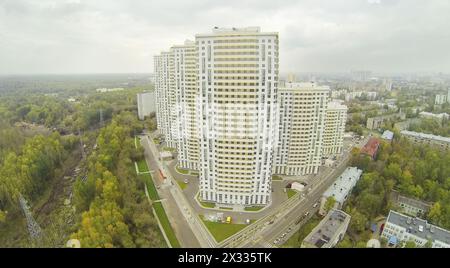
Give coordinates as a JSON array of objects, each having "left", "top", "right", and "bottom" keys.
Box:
[
  {"left": 272, "top": 175, "right": 283, "bottom": 181},
  {"left": 153, "top": 138, "right": 160, "bottom": 144},
  {"left": 219, "top": 207, "right": 233, "bottom": 210},
  {"left": 200, "top": 201, "right": 216, "bottom": 208},
  {"left": 287, "top": 189, "right": 298, "bottom": 198},
  {"left": 177, "top": 180, "right": 187, "bottom": 190},
  {"left": 191, "top": 171, "right": 199, "bottom": 176},
  {"left": 153, "top": 202, "right": 181, "bottom": 248},
  {"left": 137, "top": 159, "right": 149, "bottom": 173},
  {"left": 134, "top": 152, "right": 180, "bottom": 248},
  {"left": 140, "top": 173, "right": 160, "bottom": 201},
  {"left": 196, "top": 194, "right": 215, "bottom": 208},
  {"left": 244, "top": 206, "right": 264, "bottom": 212},
  {"left": 162, "top": 147, "right": 177, "bottom": 152},
  {"left": 134, "top": 136, "right": 139, "bottom": 148},
  {"left": 176, "top": 166, "right": 189, "bottom": 174},
  {"left": 201, "top": 216, "right": 248, "bottom": 242}
]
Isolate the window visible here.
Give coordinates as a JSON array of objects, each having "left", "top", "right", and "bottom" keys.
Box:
[
  {"left": 261, "top": 45, "right": 265, "bottom": 61},
  {"left": 207, "top": 45, "right": 211, "bottom": 61},
  {"left": 202, "top": 58, "right": 206, "bottom": 73}
]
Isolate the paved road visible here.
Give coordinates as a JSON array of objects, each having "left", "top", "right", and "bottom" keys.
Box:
[
  {"left": 243, "top": 135, "right": 371, "bottom": 248},
  {"left": 140, "top": 130, "right": 369, "bottom": 248},
  {"left": 221, "top": 135, "right": 370, "bottom": 248},
  {"left": 251, "top": 159, "right": 348, "bottom": 247},
  {"left": 235, "top": 152, "right": 350, "bottom": 248},
  {"left": 140, "top": 133, "right": 217, "bottom": 248},
  {"left": 139, "top": 134, "right": 202, "bottom": 248}
]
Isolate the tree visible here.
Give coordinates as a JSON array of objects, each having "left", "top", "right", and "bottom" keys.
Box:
[
  {"left": 356, "top": 192, "right": 384, "bottom": 218},
  {"left": 379, "top": 237, "right": 388, "bottom": 248},
  {"left": 70, "top": 111, "right": 165, "bottom": 248},
  {"left": 404, "top": 240, "right": 416, "bottom": 248},
  {"left": 355, "top": 241, "right": 367, "bottom": 248},
  {"left": 0, "top": 133, "right": 64, "bottom": 209},
  {"left": 347, "top": 207, "right": 368, "bottom": 233},
  {"left": 324, "top": 196, "right": 336, "bottom": 213},
  {"left": 72, "top": 199, "right": 134, "bottom": 248},
  {"left": 428, "top": 202, "right": 442, "bottom": 225},
  {"left": 0, "top": 210, "right": 6, "bottom": 223},
  {"left": 336, "top": 236, "right": 353, "bottom": 248},
  {"left": 384, "top": 163, "right": 402, "bottom": 182}
]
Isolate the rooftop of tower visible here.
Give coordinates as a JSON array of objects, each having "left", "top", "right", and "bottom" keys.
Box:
[
  {"left": 171, "top": 39, "right": 195, "bottom": 48},
  {"left": 280, "top": 81, "right": 330, "bottom": 91},
  {"left": 196, "top": 26, "right": 277, "bottom": 37},
  {"left": 327, "top": 101, "right": 348, "bottom": 110},
  {"left": 212, "top": 26, "right": 261, "bottom": 33}
]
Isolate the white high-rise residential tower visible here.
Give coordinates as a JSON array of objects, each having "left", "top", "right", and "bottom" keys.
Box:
[
  {"left": 323, "top": 101, "right": 347, "bottom": 156},
  {"left": 153, "top": 27, "right": 348, "bottom": 206},
  {"left": 274, "top": 82, "right": 329, "bottom": 175},
  {"left": 196, "top": 27, "right": 279, "bottom": 205},
  {"left": 170, "top": 40, "right": 200, "bottom": 170},
  {"left": 154, "top": 52, "right": 176, "bottom": 147},
  {"left": 154, "top": 52, "right": 178, "bottom": 148}
]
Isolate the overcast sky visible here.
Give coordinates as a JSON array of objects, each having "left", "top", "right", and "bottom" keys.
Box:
[{"left": 0, "top": 0, "right": 449, "bottom": 75}]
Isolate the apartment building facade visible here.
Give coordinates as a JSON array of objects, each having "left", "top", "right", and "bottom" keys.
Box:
[
  {"left": 170, "top": 41, "right": 200, "bottom": 170},
  {"left": 401, "top": 130, "right": 450, "bottom": 151},
  {"left": 381, "top": 210, "right": 450, "bottom": 248},
  {"left": 153, "top": 27, "right": 348, "bottom": 206},
  {"left": 195, "top": 27, "right": 279, "bottom": 205},
  {"left": 323, "top": 101, "right": 347, "bottom": 156},
  {"left": 273, "top": 82, "right": 328, "bottom": 175},
  {"left": 302, "top": 209, "right": 351, "bottom": 248},
  {"left": 154, "top": 52, "right": 178, "bottom": 148},
  {"left": 137, "top": 92, "right": 156, "bottom": 120}
]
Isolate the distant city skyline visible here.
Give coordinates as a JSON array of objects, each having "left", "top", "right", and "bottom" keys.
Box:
[{"left": 1, "top": 0, "right": 450, "bottom": 74}]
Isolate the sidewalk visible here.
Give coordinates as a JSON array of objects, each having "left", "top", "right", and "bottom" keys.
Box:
[{"left": 140, "top": 133, "right": 217, "bottom": 248}]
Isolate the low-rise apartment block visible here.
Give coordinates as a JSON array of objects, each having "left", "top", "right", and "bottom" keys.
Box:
[
  {"left": 401, "top": 130, "right": 450, "bottom": 150},
  {"left": 302, "top": 209, "right": 351, "bottom": 248},
  {"left": 381, "top": 210, "right": 450, "bottom": 248},
  {"left": 435, "top": 94, "right": 447, "bottom": 105},
  {"left": 360, "top": 137, "right": 380, "bottom": 159},
  {"left": 393, "top": 118, "right": 420, "bottom": 131},
  {"left": 390, "top": 190, "right": 431, "bottom": 217},
  {"left": 319, "top": 167, "right": 363, "bottom": 215},
  {"left": 366, "top": 112, "right": 406, "bottom": 130},
  {"left": 381, "top": 130, "right": 394, "bottom": 141},
  {"left": 419, "top": 111, "right": 449, "bottom": 121}
]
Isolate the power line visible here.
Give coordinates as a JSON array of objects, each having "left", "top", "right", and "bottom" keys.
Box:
[{"left": 18, "top": 194, "right": 42, "bottom": 242}]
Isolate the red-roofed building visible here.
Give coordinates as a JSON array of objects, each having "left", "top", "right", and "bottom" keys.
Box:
[{"left": 361, "top": 137, "right": 380, "bottom": 159}]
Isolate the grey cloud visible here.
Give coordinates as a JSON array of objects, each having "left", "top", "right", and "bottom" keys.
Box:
[{"left": 0, "top": 0, "right": 449, "bottom": 74}]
